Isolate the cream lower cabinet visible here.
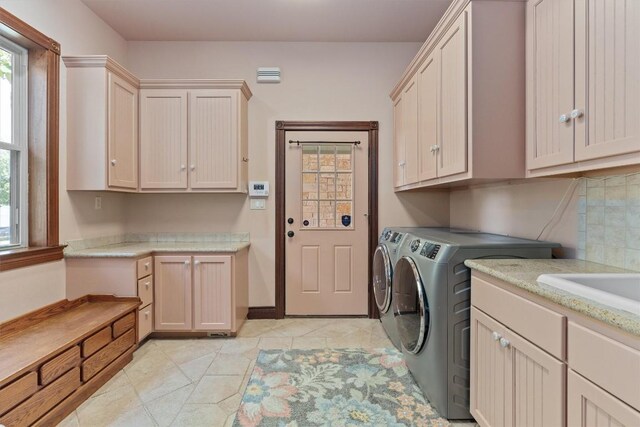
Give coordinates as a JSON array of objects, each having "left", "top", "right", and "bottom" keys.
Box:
[{"left": 154, "top": 251, "right": 248, "bottom": 334}]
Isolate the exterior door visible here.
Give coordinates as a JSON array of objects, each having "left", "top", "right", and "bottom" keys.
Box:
[
  {"left": 285, "top": 131, "right": 369, "bottom": 316},
  {"left": 526, "top": 0, "right": 575, "bottom": 170},
  {"left": 418, "top": 52, "right": 439, "bottom": 182},
  {"left": 574, "top": 0, "right": 640, "bottom": 161},
  {"left": 402, "top": 76, "right": 419, "bottom": 185},
  {"left": 140, "top": 89, "right": 188, "bottom": 189},
  {"left": 193, "top": 255, "right": 232, "bottom": 330},
  {"left": 189, "top": 90, "right": 239, "bottom": 189},
  {"left": 154, "top": 255, "right": 192, "bottom": 331},
  {"left": 107, "top": 72, "right": 138, "bottom": 189},
  {"left": 438, "top": 10, "right": 468, "bottom": 178}
]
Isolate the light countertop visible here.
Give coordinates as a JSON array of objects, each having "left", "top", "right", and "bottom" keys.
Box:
[{"left": 464, "top": 259, "right": 639, "bottom": 336}]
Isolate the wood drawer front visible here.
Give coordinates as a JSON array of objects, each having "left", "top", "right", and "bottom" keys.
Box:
[
  {"left": 138, "top": 304, "right": 153, "bottom": 342},
  {"left": 112, "top": 312, "right": 136, "bottom": 338},
  {"left": 138, "top": 275, "right": 154, "bottom": 307},
  {"left": 569, "top": 322, "right": 640, "bottom": 410},
  {"left": 0, "top": 367, "right": 80, "bottom": 427},
  {"left": 137, "top": 256, "right": 153, "bottom": 279},
  {"left": 40, "top": 346, "right": 81, "bottom": 386},
  {"left": 82, "top": 326, "right": 112, "bottom": 357},
  {"left": 82, "top": 329, "right": 135, "bottom": 381},
  {"left": 472, "top": 276, "right": 566, "bottom": 359},
  {"left": 0, "top": 372, "right": 37, "bottom": 416}
]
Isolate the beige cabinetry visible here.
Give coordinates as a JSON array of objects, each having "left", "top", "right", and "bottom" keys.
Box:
[
  {"left": 526, "top": 0, "right": 640, "bottom": 176},
  {"left": 154, "top": 250, "right": 248, "bottom": 335},
  {"left": 139, "top": 82, "right": 250, "bottom": 193},
  {"left": 64, "top": 56, "right": 139, "bottom": 192},
  {"left": 390, "top": 0, "right": 526, "bottom": 190}
]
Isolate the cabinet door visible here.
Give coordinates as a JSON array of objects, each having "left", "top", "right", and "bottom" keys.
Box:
[
  {"left": 189, "top": 90, "right": 239, "bottom": 189},
  {"left": 402, "top": 76, "right": 419, "bottom": 185},
  {"left": 193, "top": 255, "right": 232, "bottom": 330},
  {"left": 417, "top": 53, "right": 439, "bottom": 182},
  {"left": 574, "top": 0, "right": 640, "bottom": 161},
  {"left": 526, "top": 0, "right": 575, "bottom": 170},
  {"left": 140, "top": 90, "right": 188, "bottom": 189},
  {"left": 437, "top": 10, "right": 468, "bottom": 178},
  {"left": 393, "top": 96, "right": 405, "bottom": 187},
  {"left": 568, "top": 369, "right": 640, "bottom": 427},
  {"left": 107, "top": 72, "right": 138, "bottom": 189},
  {"left": 154, "top": 256, "right": 192, "bottom": 331}
]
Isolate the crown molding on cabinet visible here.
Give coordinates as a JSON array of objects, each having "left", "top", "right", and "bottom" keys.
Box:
[
  {"left": 139, "top": 79, "right": 253, "bottom": 100},
  {"left": 62, "top": 55, "right": 140, "bottom": 88}
]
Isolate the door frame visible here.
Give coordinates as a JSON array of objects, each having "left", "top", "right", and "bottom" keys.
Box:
[{"left": 275, "top": 121, "right": 379, "bottom": 319}]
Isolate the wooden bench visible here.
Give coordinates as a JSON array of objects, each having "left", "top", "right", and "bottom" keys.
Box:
[{"left": 0, "top": 295, "right": 140, "bottom": 426}]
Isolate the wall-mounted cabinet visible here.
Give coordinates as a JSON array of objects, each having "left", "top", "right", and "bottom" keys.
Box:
[
  {"left": 390, "top": 0, "right": 526, "bottom": 190},
  {"left": 63, "top": 56, "right": 252, "bottom": 193},
  {"left": 526, "top": 0, "right": 640, "bottom": 177}
]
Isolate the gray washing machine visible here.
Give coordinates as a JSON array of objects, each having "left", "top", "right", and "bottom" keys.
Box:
[
  {"left": 373, "top": 228, "right": 412, "bottom": 350},
  {"left": 392, "top": 228, "right": 560, "bottom": 420}
]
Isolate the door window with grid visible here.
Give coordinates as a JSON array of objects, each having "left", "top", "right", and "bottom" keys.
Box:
[
  {"left": 0, "top": 37, "right": 28, "bottom": 248},
  {"left": 301, "top": 144, "right": 354, "bottom": 229}
]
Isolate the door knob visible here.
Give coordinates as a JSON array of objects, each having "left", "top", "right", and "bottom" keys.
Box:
[
  {"left": 287, "top": 218, "right": 294, "bottom": 224},
  {"left": 287, "top": 231, "right": 295, "bottom": 238}
]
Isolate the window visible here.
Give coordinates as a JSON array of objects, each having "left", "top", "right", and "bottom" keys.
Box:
[{"left": 0, "top": 36, "right": 28, "bottom": 249}]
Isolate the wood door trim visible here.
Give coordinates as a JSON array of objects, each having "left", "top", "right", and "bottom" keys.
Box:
[{"left": 275, "top": 121, "right": 379, "bottom": 319}]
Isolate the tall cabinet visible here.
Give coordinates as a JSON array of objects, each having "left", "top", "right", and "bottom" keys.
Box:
[
  {"left": 526, "top": 0, "right": 640, "bottom": 176},
  {"left": 390, "top": 0, "right": 527, "bottom": 190}
]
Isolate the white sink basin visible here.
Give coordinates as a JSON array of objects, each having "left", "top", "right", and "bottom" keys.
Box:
[{"left": 537, "top": 274, "right": 640, "bottom": 315}]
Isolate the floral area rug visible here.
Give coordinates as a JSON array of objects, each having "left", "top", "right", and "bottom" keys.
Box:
[{"left": 233, "top": 348, "right": 451, "bottom": 427}]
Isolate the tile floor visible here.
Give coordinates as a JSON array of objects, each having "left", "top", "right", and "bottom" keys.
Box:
[{"left": 58, "top": 318, "right": 398, "bottom": 427}]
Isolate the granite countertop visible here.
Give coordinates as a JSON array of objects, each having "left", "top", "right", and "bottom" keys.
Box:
[{"left": 464, "top": 259, "right": 640, "bottom": 336}]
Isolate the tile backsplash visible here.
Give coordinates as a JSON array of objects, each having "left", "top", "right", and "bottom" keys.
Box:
[{"left": 577, "top": 173, "right": 640, "bottom": 270}]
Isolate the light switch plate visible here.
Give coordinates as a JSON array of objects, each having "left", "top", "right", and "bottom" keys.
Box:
[{"left": 250, "top": 199, "right": 266, "bottom": 210}]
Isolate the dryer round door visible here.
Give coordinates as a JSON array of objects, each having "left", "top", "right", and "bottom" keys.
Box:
[
  {"left": 373, "top": 245, "right": 393, "bottom": 313},
  {"left": 392, "top": 256, "right": 429, "bottom": 354}
]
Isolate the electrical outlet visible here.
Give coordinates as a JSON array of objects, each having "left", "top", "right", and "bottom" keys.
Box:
[{"left": 94, "top": 196, "right": 102, "bottom": 210}]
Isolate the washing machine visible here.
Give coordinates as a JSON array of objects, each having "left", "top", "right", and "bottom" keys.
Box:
[
  {"left": 372, "top": 227, "right": 412, "bottom": 350},
  {"left": 392, "top": 228, "right": 560, "bottom": 419}
]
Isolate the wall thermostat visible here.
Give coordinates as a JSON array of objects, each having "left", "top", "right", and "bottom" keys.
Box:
[{"left": 248, "top": 181, "right": 269, "bottom": 197}]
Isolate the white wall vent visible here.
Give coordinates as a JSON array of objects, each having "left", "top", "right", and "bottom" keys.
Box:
[{"left": 257, "top": 67, "right": 281, "bottom": 83}]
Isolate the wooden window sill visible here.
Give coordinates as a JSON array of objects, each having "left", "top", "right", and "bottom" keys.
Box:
[{"left": 0, "top": 246, "right": 66, "bottom": 272}]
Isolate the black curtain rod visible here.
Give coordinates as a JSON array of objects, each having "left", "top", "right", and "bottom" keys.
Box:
[{"left": 288, "top": 140, "right": 361, "bottom": 146}]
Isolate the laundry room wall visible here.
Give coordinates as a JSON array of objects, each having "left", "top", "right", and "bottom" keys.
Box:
[{"left": 125, "top": 41, "right": 451, "bottom": 307}]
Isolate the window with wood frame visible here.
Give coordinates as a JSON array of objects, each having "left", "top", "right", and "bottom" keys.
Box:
[{"left": 0, "top": 8, "right": 62, "bottom": 272}]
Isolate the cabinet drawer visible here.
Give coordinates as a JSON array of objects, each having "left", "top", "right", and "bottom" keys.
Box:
[
  {"left": 472, "top": 275, "right": 566, "bottom": 359},
  {"left": 569, "top": 322, "right": 640, "bottom": 410},
  {"left": 0, "top": 372, "right": 37, "bottom": 416},
  {"left": 82, "top": 326, "right": 112, "bottom": 357},
  {"left": 0, "top": 367, "right": 80, "bottom": 427},
  {"left": 137, "top": 256, "right": 153, "bottom": 279},
  {"left": 112, "top": 312, "right": 136, "bottom": 338},
  {"left": 138, "top": 275, "right": 153, "bottom": 307},
  {"left": 82, "top": 329, "right": 135, "bottom": 381},
  {"left": 138, "top": 304, "right": 153, "bottom": 342},
  {"left": 40, "top": 345, "right": 80, "bottom": 386}
]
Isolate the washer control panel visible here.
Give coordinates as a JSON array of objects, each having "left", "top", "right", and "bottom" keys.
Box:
[
  {"left": 420, "top": 241, "right": 442, "bottom": 260},
  {"left": 383, "top": 230, "right": 393, "bottom": 241},
  {"left": 391, "top": 232, "right": 404, "bottom": 244},
  {"left": 410, "top": 239, "right": 421, "bottom": 252}
]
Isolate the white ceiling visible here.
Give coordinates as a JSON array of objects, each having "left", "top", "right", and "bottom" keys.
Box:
[{"left": 80, "top": 0, "right": 454, "bottom": 42}]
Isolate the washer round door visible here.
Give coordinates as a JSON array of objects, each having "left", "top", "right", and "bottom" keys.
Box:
[
  {"left": 373, "top": 244, "right": 393, "bottom": 313},
  {"left": 392, "top": 256, "right": 429, "bottom": 354}
]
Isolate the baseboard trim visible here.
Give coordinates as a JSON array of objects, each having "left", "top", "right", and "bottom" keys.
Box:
[{"left": 247, "top": 306, "right": 276, "bottom": 319}]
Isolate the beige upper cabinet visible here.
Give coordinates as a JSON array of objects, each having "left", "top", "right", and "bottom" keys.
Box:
[
  {"left": 527, "top": 0, "right": 640, "bottom": 176},
  {"left": 139, "top": 82, "right": 251, "bottom": 193},
  {"left": 393, "top": 96, "right": 406, "bottom": 187},
  {"left": 391, "top": 0, "right": 527, "bottom": 190},
  {"left": 64, "top": 56, "right": 139, "bottom": 192}
]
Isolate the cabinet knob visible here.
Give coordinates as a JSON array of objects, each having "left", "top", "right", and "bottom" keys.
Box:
[
  {"left": 145, "top": 262, "right": 150, "bottom": 269},
  {"left": 190, "top": 165, "right": 195, "bottom": 171},
  {"left": 570, "top": 109, "right": 583, "bottom": 119},
  {"left": 499, "top": 337, "right": 510, "bottom": 348},
  {"left": 144, "top": 311, "right": 150, "bottom": 318},
  {"left": 194, "top": 260, "right": 200, "bottom": 266},
  {"left": 242, "top": 157, "right": 249, "bottom": 162},
  {"left": 559, "top": 114, "right": 570, "bottom": 123},
  {"left": 145, "top": 282, "right": 150, "bottom": 289},
  {"left": 184, "top": 260, "right": 190, "bottom": 265},
  {"left": 111, "top": 159, "right": 117, "bottom": 166},
  {"left": 491, "top": 331, "right": 501, "bottom": 341},
  {"left": 181, "top": 165, "right": 186, "bottom": 171},
  {"left": 399, "top": 161, "right": 406, "bottom": 167}
]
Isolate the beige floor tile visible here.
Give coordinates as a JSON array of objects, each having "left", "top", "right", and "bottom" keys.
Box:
[
  {"left": 291, "top": 336, "right": 328, "bottom": 349},
  {"left": 124, "top": 346, "right": 175, "bottom": 381},
  {"left": 130, "top": 365, "right": 192, "bottom": 403},
  {"left": 207, "top": 353, "right": 251, "bottom": 376},
  {"left": 224, "top": 413, "right": 237, "bottom": 427},
  {"left": 257, "top": 337, "right": 292, "bottom": 349},
  {"left": 92, "top": 370, "right": 131, "bottom": 397},
  {"left": 58, "top": 411, "right": 79, "bottom": 427},
  {"left": 188, "top": 375, "right": 243, "bottom": 404},
  {"left": 326, "top": 328, "right": 372, "bottom": 348},
  {"left": 369, "top": 333, "right": 394, "bottom": 348},
  {"left": 236, "top": 320, "right": 278, "bottom": 337},
  {"left": 265, "top": 321, "right": 325, "bottom": 337},
  {"left": 172, "top": 404, "right": 228, "bottom": 427},
  {"left": 155, "top": 339, "right": 219, "bottom": 365},
  {"left": 179, "top": 354, "right": 215, "bottom": 382},
  {"left": 218, "top": 338, "right": 259, "bottom": 354},
  {"left": 145, "top": 384, "right": 195, "bottom": 427},
  {"left": 218, "top": 393, "right": 243, "bottom": 415},
  {"left": 303, "top": 321, "right": 362, "bottom": 338},
  {"left": 76, "top": 383, "right": 143, "bottom": 426}
]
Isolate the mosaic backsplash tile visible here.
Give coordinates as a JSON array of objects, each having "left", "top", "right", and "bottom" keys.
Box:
[{"left": 576, "top": 173, "right": 640, "bottom": 270}]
